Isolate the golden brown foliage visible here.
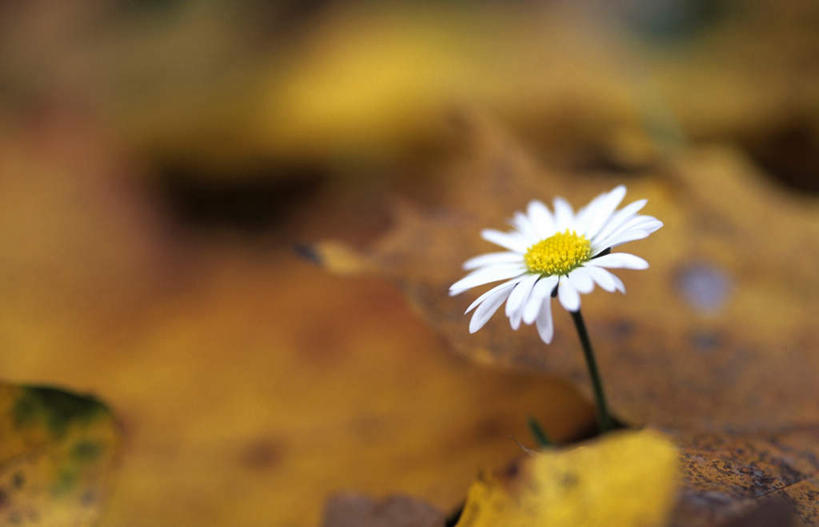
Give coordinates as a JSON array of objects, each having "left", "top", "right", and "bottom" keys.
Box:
[{"left": 314, "top": 119, "right": 819, "bottom": 524}]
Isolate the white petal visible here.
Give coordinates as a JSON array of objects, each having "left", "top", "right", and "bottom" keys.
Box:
[
  {"left": 574, "top": 194, "right": 606, "bottom": 232},
  {"left": 593, "top": 215, "right": 662, "bottom": 251},
  {"left": 522, "top": 275, "right": 558, "bottom": 324},
  {"left": 511, "top": 212, "right": 540, "bottom": 244},
  {"left": 526, "top": 200, "right": 556, "bottom": 237},
  {"left": 590, "top": 253, "right": 649, "bottom": 270},
  {"left": 509, "top": 307, "right": 523, "bottom": 330},
  {"left": 632, "top": 219, "right": 663, "bottom": 236},
  {"left": 463, "top": 251, "right": 524, "bottom": 270},
  {"left": 591, "top": 199, "right": 647, "bottom": 248},
  {"left": 601, "top": 228, "right": 652, "bottom": 248},
  {"left": 464, "top": 278, "right": 521, "bottom": 314},
  {"left": 609, "top": 272, "right": 625, "bottom": 293},
  {"left": 581, "top": 185, "right": 627, "bottom": 239},
  {"left": 450, "top": 264, "right": 527, "bottom": 296},
  {"left": 469, "top": 284, "right": 515, "bottom": 333},
  {"left": 585, "top": 265, "right": 625, "bottom": 293},
  {"left": 481, "top": 229, "right": 529, "bottom": 252},
  {"left": 567, "top": 267, "right": 594, "bottom": 293},
  {"left": 505, "top": 274, "right": 539, "bottom": 317},
  {"left": 645, "top": 217, "right": 663, "bottom": 230},
  {"left": 553, "top": 197, "right": 574, "bottom": 231},
  {"left": 557, "top": 277, "right": 581, "bottom": 312},
  {"left": 536, "top": 297, "right": 554, "bottom": 344},
  {"left": 615, "top": 216, "right": 663, "bottom": 236}
]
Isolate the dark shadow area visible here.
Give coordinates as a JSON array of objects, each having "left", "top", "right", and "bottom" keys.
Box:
[
  {"left": 148, "top": 161, "right": 324, "bottom": 235},
  {"left": 741, "top": 117, "right": 819, "bottom": 195}
]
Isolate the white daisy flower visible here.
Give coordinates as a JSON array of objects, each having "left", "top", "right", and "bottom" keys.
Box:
[{"left": 449, "top": 185, "right": 662, "bottom": 344}]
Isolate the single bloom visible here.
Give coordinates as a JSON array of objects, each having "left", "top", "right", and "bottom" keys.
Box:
[{"left": 449, "top": 185, "right": 662, "bottom": 344}]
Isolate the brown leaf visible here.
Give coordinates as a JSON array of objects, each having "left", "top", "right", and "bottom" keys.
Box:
[
  {"left": 313, "top": 118, "right": 819, "bottom": 524},
  {"left": 672, "top": 427, "right": 819, "bottom": 526},
  {"left": 322, "top": 494, "right": 444, "bottom": 527},
  {"left": 316, "top": 120, "right": 819, "bottom": 429},
  {"left": 718, "top": 499, "right": 798, "bottom": 527},
  {"left": 0, "top": 115, "right": 591, "bottom": 525}
]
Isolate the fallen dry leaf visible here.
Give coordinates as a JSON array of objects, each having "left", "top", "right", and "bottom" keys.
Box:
[
  {"left": 322, "top": 494, "right": 444, "bottom": 527},
  {"left": 671, "top": 427, "right": 819, "bottom": 526},
  {"left": 312, "top": 118, "right": 819, "bottom": 524},
  {"left": 3, "top": 2, "right": 819, "bottom": 526},
  {"left": 313, "top": 119, "right": 819, "bottom": 429},
  {"left": 0, "top": 115, "right": 594, "bottom": 526},
  {"left": 719, "top": 499, "right": 798, "bottom": 527},
  {"left": 455, "top": 430, "right": 678, "bottom": 527},
  {"left": 0, "top": 384, "right": 119, "bottom": 525}
]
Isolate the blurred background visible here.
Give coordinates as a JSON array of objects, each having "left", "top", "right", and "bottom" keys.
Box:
[{"left": 1, "top": 1, "right": 818, "bottom": 525}]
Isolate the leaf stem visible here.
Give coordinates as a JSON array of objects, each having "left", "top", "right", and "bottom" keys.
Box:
[{"left": 570, "top": 309, "right": 613, "bottom": 433}]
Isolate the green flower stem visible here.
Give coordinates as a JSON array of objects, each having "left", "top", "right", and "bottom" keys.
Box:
[
  {"left": 570, "top": 309, "right": 613, "bottom": 433},
  {"left": 527, "top": 416, "right": 552, "bottom": 447}
]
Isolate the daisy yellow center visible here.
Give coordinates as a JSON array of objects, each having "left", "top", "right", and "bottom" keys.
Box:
[{"left": 524, "top": 229, "right": 591, "bottom": 275}]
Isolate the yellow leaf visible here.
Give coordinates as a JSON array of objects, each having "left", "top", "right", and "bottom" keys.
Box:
[
  {"left": 0, "top": 384, "right": 120, "bottom": 526},
  {"left": 457, "top": 430, "right": 678, "bottom": 527}
]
